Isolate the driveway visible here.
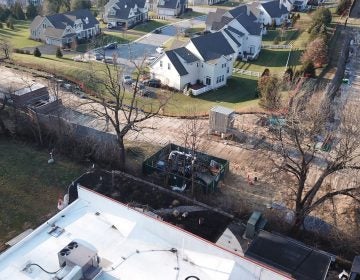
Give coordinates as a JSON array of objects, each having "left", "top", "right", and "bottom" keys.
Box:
[{"left": 100, "top": 16, "right": 206, "bottom": 73}]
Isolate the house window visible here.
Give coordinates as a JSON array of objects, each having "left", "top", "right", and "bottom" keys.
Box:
[
  {"left": 202, "top": 63, "right": 203, "bottom": 68},
  {"left": 206, "top": 77, "right": 211, "bottom": 85},
  {"left": 222, "top": 75, "right": 224, "bottom": 82},
  {"left": 197, "top": 62, "right": 199, "bottom": 67},
  {"left": 227, "top": 67, "right": 229, "bottom": 73},
  {"left": 160, "top": 61, "right": 163, "bottom": 67},
  {"left": 168, "top": 63, "right": 171, "bottom": 70}
]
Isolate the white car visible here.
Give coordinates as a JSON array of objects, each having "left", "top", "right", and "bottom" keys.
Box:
[
  {"left": 156, "top": 47, "right": 164, "bottom": 54},
  {"left": 123, "top": 75, "right": 133, "bottom": 84}
]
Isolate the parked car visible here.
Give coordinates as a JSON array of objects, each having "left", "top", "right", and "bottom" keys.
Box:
[
  {"left": 138, "top": 89, "right": 154, "bottom": 97},
  {"left": 94, "top": 52, "right": 104, "bottom": 60},
  {"left": 154, "top": 28, "right": 162, "bottom": 34},
  {"left": 131, "top": 81, "right": 145, "bottom": 90},
  {"left": 104, "top": 42, "right": 117, "bottom": 50},
  {"left": 107, "top": 23, "right": 114, "bottom": 29},
  {"left": 143, "top": 78, "right": 161, "bottom": 88},
  {"left": 156, "top": 47, "right": 164, "bottom": 54},
  {"left": 123, "top": 75, "right": 133, "bottom": 85}
]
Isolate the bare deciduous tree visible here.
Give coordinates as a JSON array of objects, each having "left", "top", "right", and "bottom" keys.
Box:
[
  {"left": 0, "top": 39, "right": 12, "bottom": 60},
  {"left": 83, "top": 55, "right": 168, "bottom": 170},
  {"left": 270, "top": 89, "right": 360, "bottom": 233}
]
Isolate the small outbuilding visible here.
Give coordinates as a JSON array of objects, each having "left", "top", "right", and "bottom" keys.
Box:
[{"left": 209, "top": 105, "right": 235, "bottom": 135}]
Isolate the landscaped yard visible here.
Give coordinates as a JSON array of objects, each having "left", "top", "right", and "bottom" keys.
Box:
[
  {"left": 0, "top": 20, "right": 41, "bottom": 49},
  {"left": 133, "top": 19, "right": 170, "bottom": 33},
  {"left": 0, "top": 139, "right": 84, "bottom": 244},
  {"left": 234, "top": 48, "right": 302, "bottom": 75},
  {"left": 162, "top": 74, "right": 259, "bottom": 115}
]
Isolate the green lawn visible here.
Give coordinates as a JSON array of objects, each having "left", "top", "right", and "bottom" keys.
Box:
[
  {"left": 0, "top": 139, "right": 84, "bottom": 244},
  {"left": 213, "top": 1, "right": 242, "bottom": 7},
  {"left": 133, "top": 19, "right": 170, "bottom": 33},
  {"left": 0, "top": 20, "right": 41, "bottom": 49},
  {"left": 178, "top": 11, "right": 205, "bottom": 19},
  {"left": 76, "top": 31, "right": 141, "bottom": 52},
  {"left": 234, "top": 49, "right": 302, "bottom": 75},
  {"left": 162, "top": 75, "right": 259, "bottom": 116}
]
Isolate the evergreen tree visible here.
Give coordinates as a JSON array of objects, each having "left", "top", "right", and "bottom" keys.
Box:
[
  {"left": 302, "top": 60, "right": 316, "bottom": 78},
  {"left": 33, "top": 47, "right": 42, "bottom": 57},
  {"left": 70, "top": 0, "right": 92, "bottom": 11},
  {"left": 26, "top": 3, "right": 38, "bottom": 19},
  {"left": 56, "top": 47, "right": 63, "bottom": 58},
  {"left": 13, "top": 2, "right": 25, "bottom": 20}
]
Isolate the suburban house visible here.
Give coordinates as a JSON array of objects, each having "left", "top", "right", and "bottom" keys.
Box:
[
  {"left": 156, "top": 0, "right": 187, "bottom": 16},
  {"left": 206, "top": 5, "right": 263, "bottom": 60},
  {"left": 30, "top": 9, "right": 99, "bottom": 47},
  {"left": 188, "top": 0, "right": 222, "bottom": 6},
  {"left": 150, "top": 31, "right": 236, "bottom": 94},
  {"left": 292, "top": 0, "right": 309, "bottom": 10},
  {"left": 104, "top": 0, "right": 149, "bottom": 29},
  {"left": 253, "top": 0, "right": 291, "bottom": 26}
]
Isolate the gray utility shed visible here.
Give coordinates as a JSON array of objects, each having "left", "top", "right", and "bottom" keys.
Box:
[{"left": 209, "top": 106, "right": 235, "bottom": 134}]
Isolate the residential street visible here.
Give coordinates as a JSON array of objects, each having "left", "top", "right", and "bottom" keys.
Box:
[{"left": 101, "top": 16, "right": 206, "bottom": 72}]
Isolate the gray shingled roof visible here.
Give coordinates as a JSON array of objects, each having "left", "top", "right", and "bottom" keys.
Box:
[
  {"left": 261, "top": 0, "right": 289, "bottom": 18},
  {"left": 157, "top": 0, "right": 178, "bottom": 9},
  {"left": 190, "top": 32, "right": 235, "bottom": 61},
  {"left": 46, "top": 9, "right": 98, "bottom": 30},
  {"left": 108, "top": 0, "right": 147, "bottom": 19},
  {"left": 227, "top": 25, "right": 244, "bottom": 36},
  {"left": 165, "top": 50, "right": 188, "bottom": 76},
  {"left": 205, "top": 8, "right": 227, "bottom": 27},
  {"left": 224, "top": 28, "right": 242, "bottom": 47},
  {"left": 30, "top": 15, "right": 44, "bottom": 30},
  {"left": 173, "top": 47, "right": 199, "bottom": 63}
]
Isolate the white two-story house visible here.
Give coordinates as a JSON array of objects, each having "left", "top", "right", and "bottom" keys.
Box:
[
  {"left": 206, "top": 5, "right": 263, "bottom": 60},
  {"left": 104, "top": 0, "right": 149, "bottom": 29},
  {"left": 150, "top": 32, "right": 236, "bottom": 94},
  {"left": 30, "top": 9, "right": 99, "bottom": 47}
]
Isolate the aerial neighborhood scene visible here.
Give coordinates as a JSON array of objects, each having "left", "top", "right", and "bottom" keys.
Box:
[{"left": 1, "top": 0, "right": 360, "bottom": 278}]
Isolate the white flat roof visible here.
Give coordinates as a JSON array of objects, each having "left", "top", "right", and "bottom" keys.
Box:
[{"left": 0, "top": 186, "right": 292, "bottom": 280}]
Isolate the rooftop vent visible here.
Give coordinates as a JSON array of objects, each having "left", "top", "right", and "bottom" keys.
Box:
[{"left": 56, "top": 240, "right": 102, "bottom": 280}]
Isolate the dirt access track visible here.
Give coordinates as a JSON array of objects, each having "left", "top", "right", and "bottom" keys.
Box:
[{"left": 0, "top": 65, "right": 357, "bottom": 236}]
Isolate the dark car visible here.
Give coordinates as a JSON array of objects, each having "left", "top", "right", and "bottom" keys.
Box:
[
  {"left": 138, "top": 89, "right": 154, "bottom": 97},
  {"left": 154, "top": 28, "right": 162, "bottom": 34},
  {"left": 143, "top": 78, "right": 161, "bottom": 88},
  {"left": 104, "top": 42, "right": 118, "bottom": 50}
]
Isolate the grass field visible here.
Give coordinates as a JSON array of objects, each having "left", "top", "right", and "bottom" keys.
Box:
[
  {"left": 0, "top": 20, "right": 41, "bottom": 49},
  {"left": 133, "top": 19, "right": 170, "bottom": 33},
  {"left": 163, "top": 74, "right": 259, "bottom": 115},
  {"left": 0, "top": 139, "right": 84, "bottom": 244}
]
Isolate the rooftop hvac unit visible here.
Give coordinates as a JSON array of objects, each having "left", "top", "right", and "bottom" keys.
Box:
[
  {"left": 56, "top": 241, "right": 102, "bottom": 280},
  {"left": 245, "top": 211, "right": 267, "bottom": 239}
]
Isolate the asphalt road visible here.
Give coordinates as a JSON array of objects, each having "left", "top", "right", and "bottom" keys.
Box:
[{"left": 102, "top": 16, "right": 206, "bottom": 74}]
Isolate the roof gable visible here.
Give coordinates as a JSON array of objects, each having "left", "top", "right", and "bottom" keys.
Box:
[
  {"left": 165, "top": 50, "right": 189, "bottom": 76},
  {"left": 190, "top": 32, "right": 235, "bottom": 61},
  {"left": 261, "top": 0, "right": 289, "bottom": 18}
]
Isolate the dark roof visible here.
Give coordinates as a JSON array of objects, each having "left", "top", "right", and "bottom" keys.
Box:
[
  {"left": 106, "top": 0, "right": 147, "bottom": 20},
  {"left": 228, "top": 5, "right": 262, "bottom": 35},
  {"left": 165, "top": 50, "right": 188, "bottom": 76},
  {"left": 294, "top": 0, "right": 303, "bottom": 5},
  {"left": 173, "top": 47, "right": 199, "bottom": 63},
  {"left": 157, "top": 0, "right": 179, "bottom": 9},
  {"left": 351, "top": 256, "right": 360, "bottom": 274},
  {"left": 46, "top": 9, "right": 98, "bottom": 30},
  {"left": 190, "top": 32, "right": 235, "bottom": 61},
  {"left": 223, "top": 28, "right": 242, "bottom": 47},
  {"left": 261, "top": 0, "right": 289, "bottom": 18},
  {"left": 227, "top": 25, "right": 244, "bottom": 36},
  {"left": 245, "top": 231, "right": 334, "bottom": 280}
]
